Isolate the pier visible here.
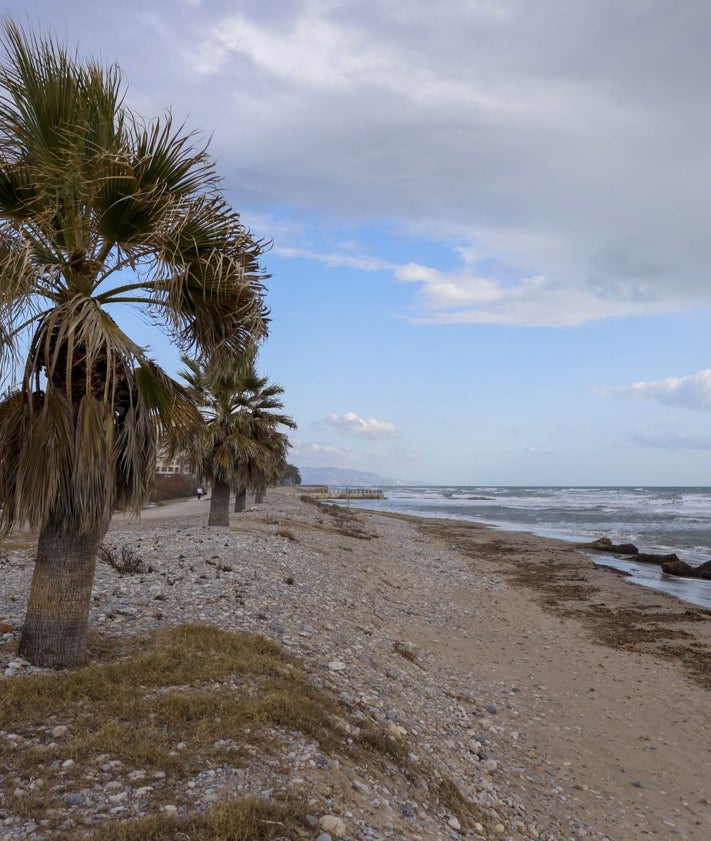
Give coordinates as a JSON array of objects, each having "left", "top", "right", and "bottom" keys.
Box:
[{"left": 298, "top": 485, "right": 385, "bottom": 500}]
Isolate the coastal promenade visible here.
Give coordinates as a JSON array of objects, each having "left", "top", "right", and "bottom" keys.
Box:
[{"left": 1, "top": 488, "right": 709, "bottom": 840}]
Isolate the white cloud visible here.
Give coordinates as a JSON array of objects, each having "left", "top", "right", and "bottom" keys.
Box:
[
  {"left": 288, "top": 440, "right": 356, "bottom": 467},
  {"left": 275, "top": 246, "right": 394, "bottom": 272},
  {"left": 325, "top": 411, "right": 399, "bottom": 439},
  {"left": 593, "top": 370, "right": 711, "bottom": 411},
  {"left": 394, "top": 262, "right": 673, "bottom": 327}
]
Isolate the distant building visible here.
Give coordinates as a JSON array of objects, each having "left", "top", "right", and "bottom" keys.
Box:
[{"left": 156, "top": 445, "right": 190, "bottom": 475}]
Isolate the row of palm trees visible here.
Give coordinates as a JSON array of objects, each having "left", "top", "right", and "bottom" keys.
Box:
[
  {"left": 0, "top": 23, "right": 294, "bottom": 666},
  {"left": 178, "top": 355, "right": 295, "bottom": 527}
]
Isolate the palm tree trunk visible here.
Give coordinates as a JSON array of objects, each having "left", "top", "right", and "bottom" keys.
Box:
[
  {"left": 208, "top": 479, "right": 231, "bottom": 526},
  {"left": 254, "top": 485, "right": 266, "bottom": 504},
  {"left": 18, "top": 522, "right": 104, "bottom": 667},
  {"left": 233, "top": 487, "right": 247, "bottom": 512}
]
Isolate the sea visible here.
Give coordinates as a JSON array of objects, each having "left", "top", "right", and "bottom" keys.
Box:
[{"left": 342, "top": 486, "right": 711, "bottom": 609}]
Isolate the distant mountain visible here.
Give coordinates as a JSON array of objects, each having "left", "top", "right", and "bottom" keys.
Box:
[{"left": 298, "top": 466, "right": 401, "bottom": 487}]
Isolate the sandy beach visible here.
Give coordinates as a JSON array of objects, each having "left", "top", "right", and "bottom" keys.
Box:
[{"left": 2, "top": 487, "right": 710, "bottom": 840}]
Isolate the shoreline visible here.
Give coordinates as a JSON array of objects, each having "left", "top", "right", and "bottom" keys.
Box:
[
  {"left": 344, "top": 497, "right": 711, "bottom": 611},
  {"left": 2, "top": 488, "right": 710, "bottom": 839}
]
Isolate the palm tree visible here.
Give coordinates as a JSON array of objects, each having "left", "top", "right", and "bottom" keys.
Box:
[
  {"left": 249, "top": 401, "right": 292, "bottom": 505},
  {"left": 0, "top": 24, "right": 268, "bottom": 666},
  {"left": 277, "top": 463, "right": 302, "bottom": 486},
  {"left": 179, "top": 357, "right": 295, "bottom": 526}
]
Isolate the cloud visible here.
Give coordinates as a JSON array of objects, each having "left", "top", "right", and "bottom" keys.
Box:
[
  {"left": 288, "top": 440, "right": 357, "bottom": 466},
  {"left": 394, "top": 262, "right": 673, "bottom": 327},
  {"left": 593, "top": 370, "right": 711, "bottom": 411},
  {"left": 628, "top": 430, "right": 711, "bottom": 451},
  {"left": 22, "top": 0, "right": 711, "bottom": 321},
  {"left": 364, "top": 446, "right": 421, "bottom": 463},
  {"left": 325, "top": 411, "right": 399, "bottom": 439},
  {"left": 274, "top": 246, "right": 394, "bottom": 272}
]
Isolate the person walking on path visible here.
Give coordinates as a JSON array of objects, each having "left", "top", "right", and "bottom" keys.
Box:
[{"left": 196, "top": 487, "right": 204, "bottom": 501}]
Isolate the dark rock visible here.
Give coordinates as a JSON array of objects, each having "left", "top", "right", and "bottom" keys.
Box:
[
  {"left": 692, "top": 560, "right": 711, "bottom": 580},
  {"left": 661, "top": 560, "right": 694, "bottom": 577},
  {"left": 635, "top": 553, "right": 680, "bottom": 565},
  {"left": 583, "top": 538, "right": 639, "bottom": 555},
  {"left": 611, "top": 543, "right": 640, "bottom": 555}
]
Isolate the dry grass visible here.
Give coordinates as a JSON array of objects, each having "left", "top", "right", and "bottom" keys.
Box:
[
  {"left": 85, "top": 794, "right": 306, "bottom": 840},
  {"left": 0, "top": 624, "right": 343, "bottom": 830},
  {"left": 392, "top": 640, "right": 418, "bottom": 663},
  {"left": 98, "top": 543, "right": 147, "bottom": 574},
  {"left": 434, "top": 773, "right": 493, "bottom": 832},
  {"left": 2, "top": 623, "right": 481, "bottom": 837},
  {"left": 300, "top": 495, "right": 376, "bottom": 540}
]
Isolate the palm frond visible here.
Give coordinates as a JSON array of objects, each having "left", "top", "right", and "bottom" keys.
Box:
[{"left": 0, "top": 21, "right": 271, "bottom": 533}]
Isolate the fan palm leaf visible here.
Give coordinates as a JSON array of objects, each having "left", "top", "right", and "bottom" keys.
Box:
[{"left": 0, "top": 22, "right": 268, "bottom": 666}]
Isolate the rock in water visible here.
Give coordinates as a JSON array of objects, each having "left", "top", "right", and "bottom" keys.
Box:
[{"left": 661, "top": 560, "right": 694, "bottom": 577}]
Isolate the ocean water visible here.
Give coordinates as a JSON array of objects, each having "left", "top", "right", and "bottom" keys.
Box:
[{"left": 342, "top": 486, "right": 711, "bottom": 609}]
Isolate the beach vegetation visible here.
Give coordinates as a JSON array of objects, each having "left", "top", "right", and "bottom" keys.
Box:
[
  {"left": 0, "top": 22, "right": 268, "bottom": 666},
  {"left": 97, "top": 543, "right": 146, "bottom": 574},
  {"left": 179, "top": 356, "right": 295, "bottom": 526},
  {"left": 84, "top": 795, "right": 307, "bottom": 841},
  {"left": 392, "top": 639, "right": 418, "bottom": 662},
  {"left": 1, "top": 620, "right": 486, "bottom": 834},
  {"left": 0, "top": 624, "right": 341, "bottom": 825}
]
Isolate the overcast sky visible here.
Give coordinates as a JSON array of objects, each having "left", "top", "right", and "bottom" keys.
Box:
[{"left": 9, "top": 0, "right": 711, "bottom": 484}]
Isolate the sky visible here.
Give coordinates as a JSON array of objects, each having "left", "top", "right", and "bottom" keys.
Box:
[{"left": 7, "top": 0, "right": 711, "bottom": 485}]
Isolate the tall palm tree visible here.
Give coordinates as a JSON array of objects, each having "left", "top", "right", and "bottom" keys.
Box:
[
  {"left": 180, "top": 357, "right": 295, "bottom": 526},
  {"left": 0, "top": 24, "right": 268, "bottom": 666},
  {"left": 249, "top": 401, "right": 292, "bottom": 505}
]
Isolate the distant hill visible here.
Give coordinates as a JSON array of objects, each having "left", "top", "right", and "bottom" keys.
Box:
[{"left": 298, "top": 466, "right": 400, "bottom": 487}]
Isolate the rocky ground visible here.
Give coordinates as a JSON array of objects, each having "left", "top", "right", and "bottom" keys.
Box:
[{"left": 1, "top": 488, "right": 710, "bottom": 841}]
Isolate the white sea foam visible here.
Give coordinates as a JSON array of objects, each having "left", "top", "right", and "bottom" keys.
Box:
[{"left": 346, "top": 485, "right": 711, "bottom": 608}]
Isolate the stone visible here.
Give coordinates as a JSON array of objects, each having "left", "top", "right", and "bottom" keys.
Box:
[
  {"left": 319, "top": 814, "right": 347, "bottom": 837},
  {"left": 583, "top": 538, "right": 638, "bottom": 554},
  {"left": 448, "top": 815, "right": 462, "bottom": 831},
  {"left": 692, "top": 559, "right": 711, "bottom": 579},
  {"left": 661, "top": 560, "right": 694, "bottom": 577},
  {"left": 635, "top": 552, "right": 680, "bottom": 565},
  {"left": 327, "top": 660, "right": 347, "bottom": 671}
]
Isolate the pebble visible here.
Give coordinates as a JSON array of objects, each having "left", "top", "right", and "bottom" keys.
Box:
[
  {"left": 0, "top": 494, "right": 617, "bottom": 841},
  {"left": 319, "top": 814, "right": 347, "bottom": 837}
]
